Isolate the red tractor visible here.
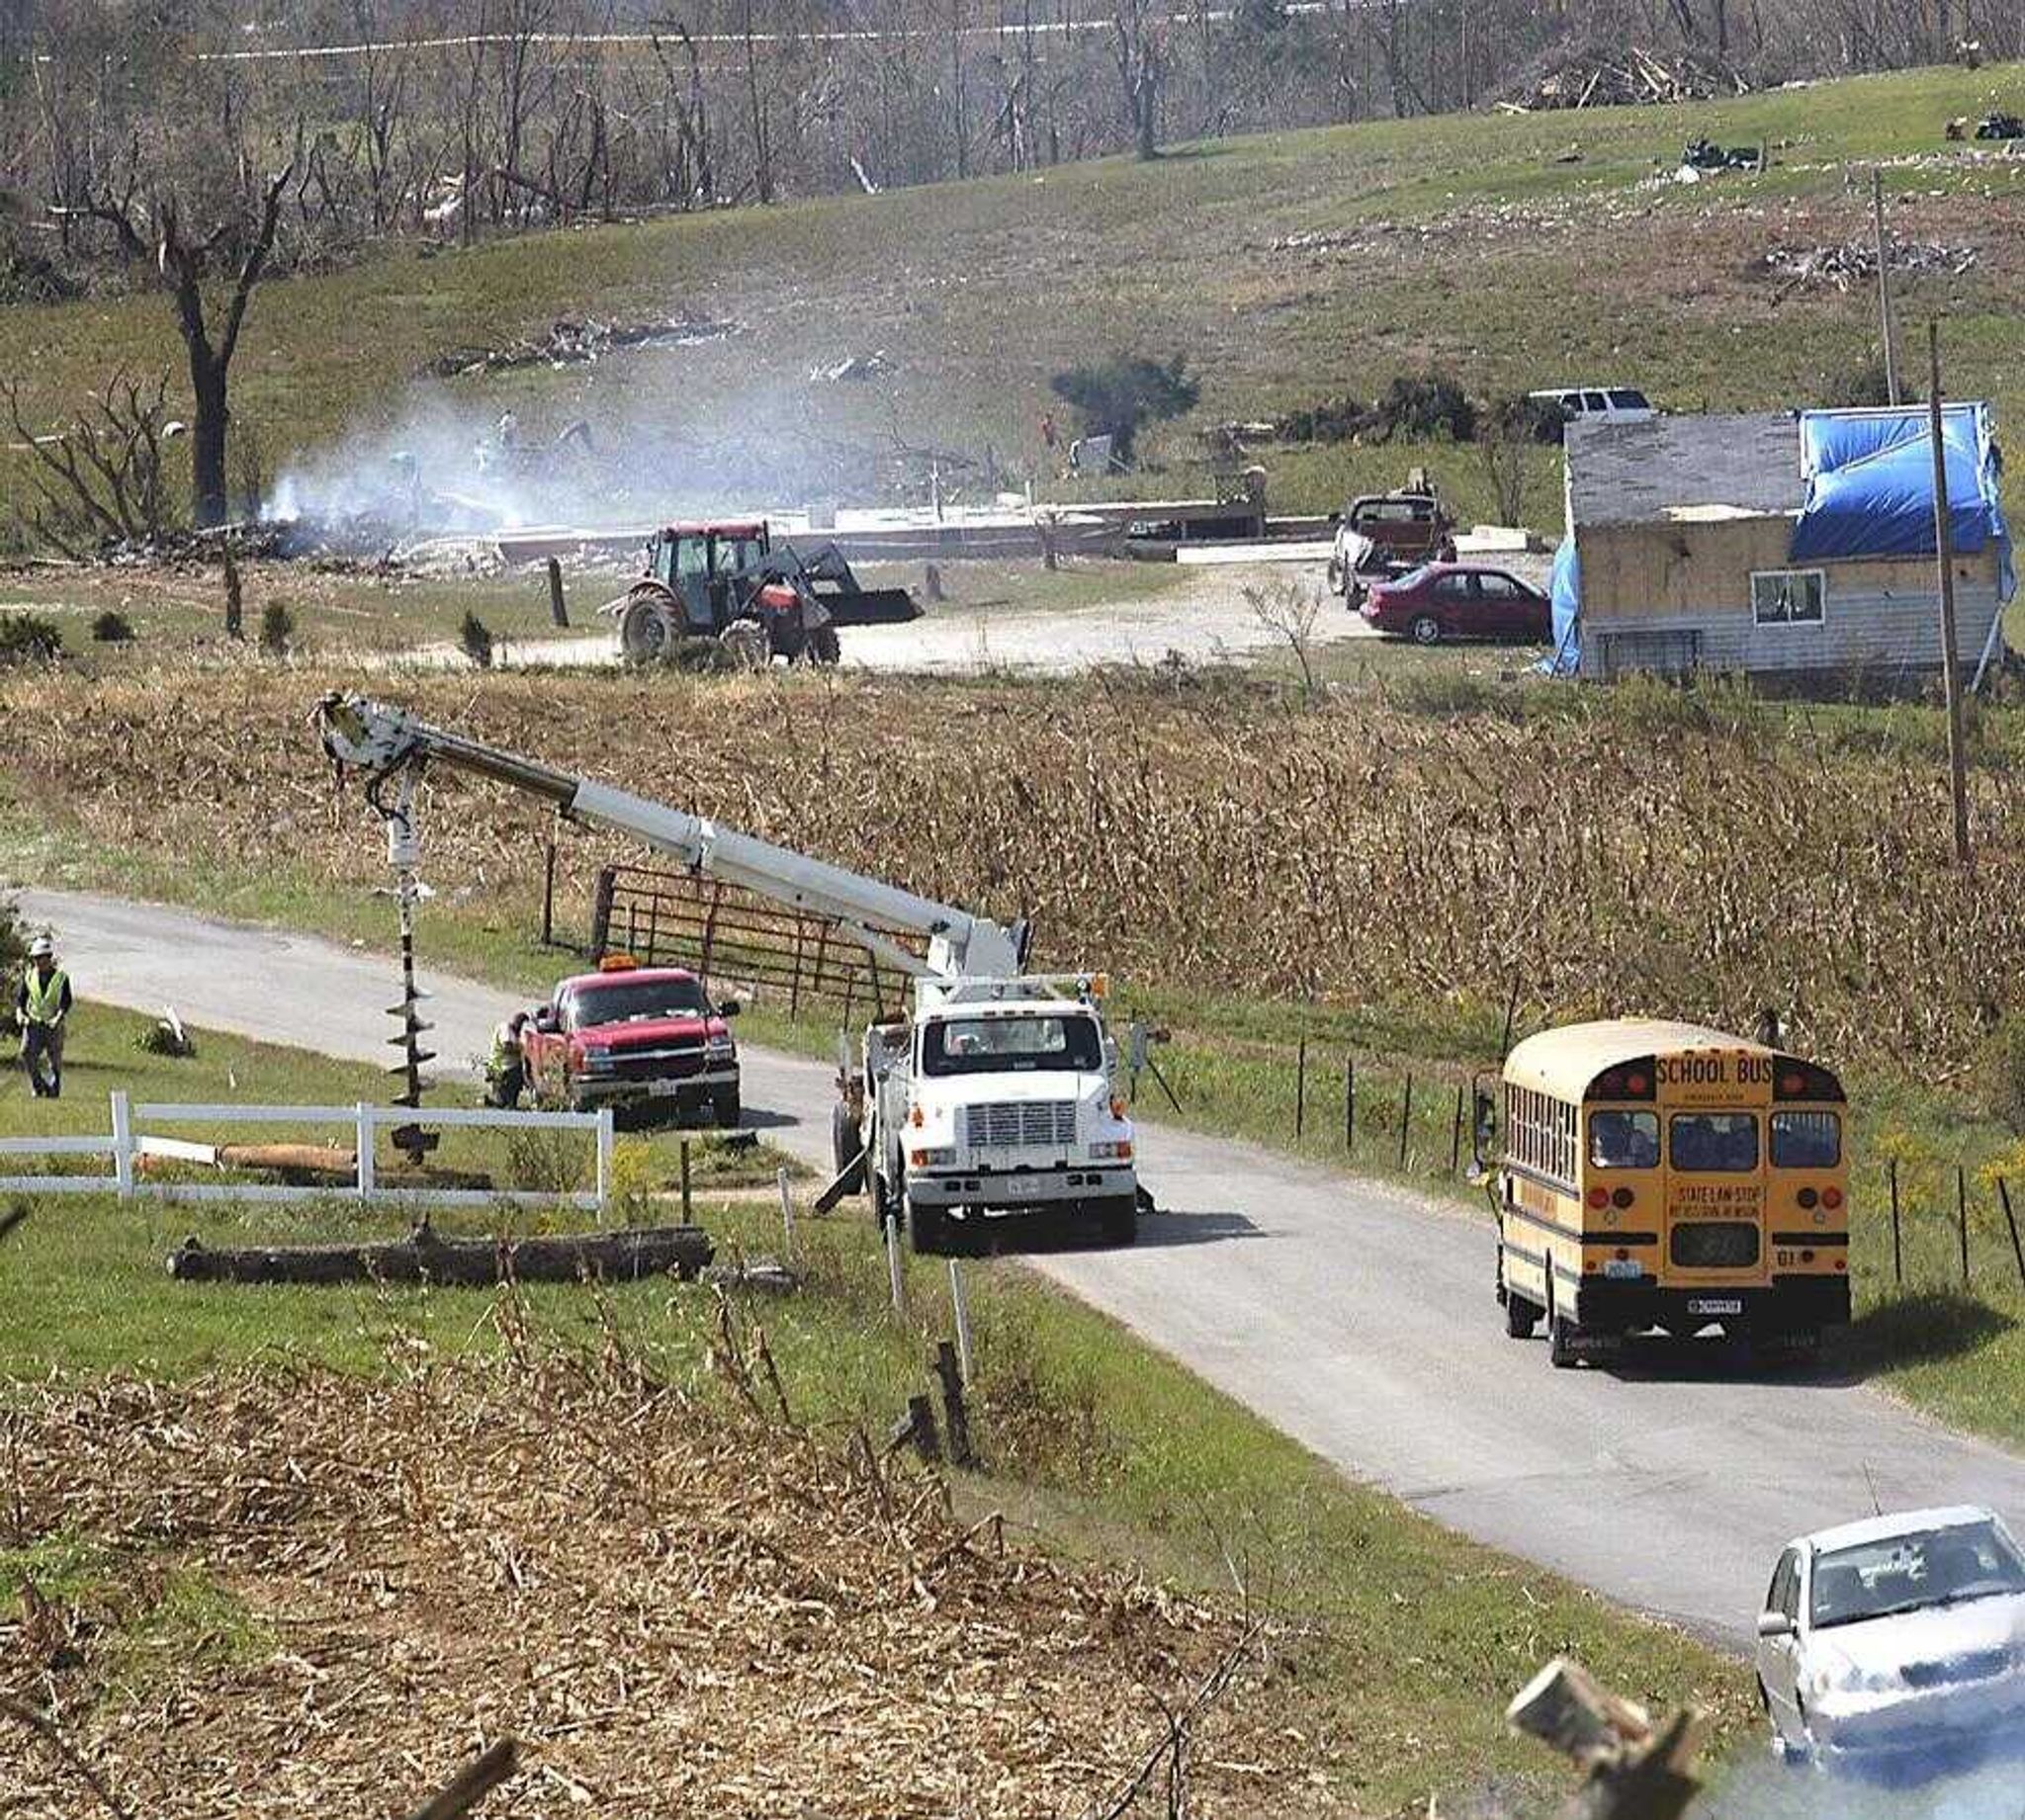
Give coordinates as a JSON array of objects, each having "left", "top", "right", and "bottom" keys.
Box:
[{"left": 612, "top": 520, "right": 920, "bottom": 666}]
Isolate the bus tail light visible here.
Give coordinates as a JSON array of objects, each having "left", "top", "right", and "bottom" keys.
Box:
[
  {"left": 1798, "top": 1187, "right": 1817, "bottom": 1209},
  {"left": 1615, "top": 1247, "right": 1629, "bottom": 1261},
  {"left": 1586, "top": 1186, "right": 1608, "bottom": 1209},
  {"left": 1610, "top": 1187, "right": 1633, "bottom": 1209},
  {"left": 1822, "top": 1186, "right": 1843, "bottom": 1210}
]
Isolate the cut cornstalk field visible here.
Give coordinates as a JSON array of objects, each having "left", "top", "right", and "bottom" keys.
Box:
[{"left": 5, "top": 665, "right": 2021, "bottom": 1083}]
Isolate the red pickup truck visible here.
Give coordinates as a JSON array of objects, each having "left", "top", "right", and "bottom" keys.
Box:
[{"left": 520, "top": 961, "right": 742, "bottom": 1125}]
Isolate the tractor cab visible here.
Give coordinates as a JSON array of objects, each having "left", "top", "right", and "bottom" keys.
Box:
[{"left": 648, "top": 522, "right": 774, "bottom": 632}]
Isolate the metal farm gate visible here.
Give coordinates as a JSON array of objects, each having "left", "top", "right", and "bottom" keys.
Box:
[{"left": 588, "top": 863, "right": 927, "bottom": 1021}]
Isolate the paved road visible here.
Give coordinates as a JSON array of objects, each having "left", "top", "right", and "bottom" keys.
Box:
[{"left": 21, "top": 887, "right": 2025, "bottom": 1646}]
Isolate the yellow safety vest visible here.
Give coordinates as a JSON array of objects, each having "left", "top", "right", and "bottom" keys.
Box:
[{"left": 21, "top": 967, "right": 67, "bottom": 1025}]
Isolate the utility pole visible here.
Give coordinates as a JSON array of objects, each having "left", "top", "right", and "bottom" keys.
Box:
[
  {"left": 1872, "top": 170, "right": 1899, "bottom": 405},
  {"left": 1926, "top": 321, "right": 1971, "bottom": 866}
]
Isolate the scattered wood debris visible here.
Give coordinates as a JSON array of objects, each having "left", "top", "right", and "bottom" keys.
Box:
[
  {"left": 1498, "top": 42, "right": 1748, "bottom": 112},
  {"left": 1762, "top": 238, "right": 1978, "bottom": 302},
  {"left": 423, "top": 315, "right": 739, "bottom": 379},
  {"left": 0, "top": 1342, "right": 1288, "bottom": 1816}
]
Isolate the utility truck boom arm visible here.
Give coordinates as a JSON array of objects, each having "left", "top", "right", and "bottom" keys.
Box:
[{"left": 315, "top": 693, "right": 1025, "bottom": 982}]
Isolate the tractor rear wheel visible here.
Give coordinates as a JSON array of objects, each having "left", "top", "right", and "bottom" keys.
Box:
[{"left": 620, "top": 590, "right": 681, "bottom": 664}]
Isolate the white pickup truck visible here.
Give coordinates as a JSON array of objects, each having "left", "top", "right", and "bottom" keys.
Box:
[{"left": 837, "top": 979, "right": 1139, "bottom": 1254}]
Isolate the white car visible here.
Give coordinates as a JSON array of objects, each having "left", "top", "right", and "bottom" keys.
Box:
[
  {"left": 1755, "top": 1506, "right": 2025, "bottom": 1771},
  {"left": 1528, "top": 386, "right": 1656, "bottom": 429}
]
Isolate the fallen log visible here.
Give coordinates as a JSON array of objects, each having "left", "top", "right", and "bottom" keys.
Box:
[{"left": 166, "top": 1222, "right": 713, "bottom": 1286}]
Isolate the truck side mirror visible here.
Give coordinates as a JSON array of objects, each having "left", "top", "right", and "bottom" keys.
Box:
[
  {"left": 1470, "top": 1081, "right": 1497, "bottom": 1173},
  {"left": 718, "top": 998, "right": 742, "bottom": 1018},
  {"left": 534, "top": 1006, "right": 561, "bottom": 1035}
]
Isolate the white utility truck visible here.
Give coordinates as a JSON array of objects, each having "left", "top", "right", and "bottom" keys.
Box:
[{"left": 315, "top": 694, "right": 1140, "bottom": 1252}]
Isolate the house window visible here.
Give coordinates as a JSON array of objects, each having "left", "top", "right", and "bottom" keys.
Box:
[{"left": 1751, "top": 568, "right": 1826, "bottom": 627}]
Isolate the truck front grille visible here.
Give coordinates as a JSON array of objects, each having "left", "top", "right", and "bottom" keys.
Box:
[{"left": 962, "top": 1100, "right": 1077, "bottom": 1150}]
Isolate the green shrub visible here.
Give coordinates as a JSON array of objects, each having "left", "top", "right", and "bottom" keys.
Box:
[
  {"left": 258, "top": 600, "right": 295, "bottom": 655},
  {"left": 91, "top": 609, "right": 135, "bottom": 644},
  {"left": 0, "top": 614, "right": 62, "bottom": 666},
  {"left": 1986, "top": 1016, "right": 2025, "bottom": 1135},
  {"left": 1049, "top": 353, "right": 1199, "bottom": 463},
  {"left": 459, "top": 611, "right": 495, "bottom": 669}
]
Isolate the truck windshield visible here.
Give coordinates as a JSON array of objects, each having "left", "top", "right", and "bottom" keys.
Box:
[
  {"left": 567, "top": 979, "right": 710, "bottom": 1028},
  {"left": 922, "top": 1014, "right": 1103, "bottom": 1077}
]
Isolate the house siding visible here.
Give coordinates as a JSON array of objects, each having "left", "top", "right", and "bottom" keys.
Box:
[{"left": 1581, "top": 579, "right": 2003, "bottom": 683}]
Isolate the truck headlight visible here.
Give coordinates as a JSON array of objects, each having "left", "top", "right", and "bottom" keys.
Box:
[
  {"left": 705, "top": 1035, "right": 736, "bottom": 1059},
  {"left": 1088, "top": 1139, "right": 1134, "bottom": 1161},
  {"left": 581, "top": 1047, "right": 614, "bottom": 1072},
  {"left": 909, "top": 1146, "right": 957, "bottom": 1169}
]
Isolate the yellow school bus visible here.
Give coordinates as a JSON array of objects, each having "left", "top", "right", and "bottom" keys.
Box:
[{"left": 1493, "top": 1019, "right": 1849, "bottom": 1366}]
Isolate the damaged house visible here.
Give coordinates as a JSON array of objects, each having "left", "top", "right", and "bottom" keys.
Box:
[{"left": 1548, "top": 405, "right": 2013, "bottom": 684}]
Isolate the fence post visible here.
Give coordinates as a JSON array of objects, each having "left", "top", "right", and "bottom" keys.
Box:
[
  {"left": 1398, "top": 1074, "right": 1414, "bottom": 1170},
  {"left": 679, "top": 1140, "right": 692, "bottom": 1223},
  {"left": 1997, "top": 1177, "right": 2025, "bottom": 1288},
  {"left": 595, "top": 1109, "right": 614, "bottom": 1226},
  {"left": 110, "top": 1090, "right": 134, "bottom": 1200},
  {"left": 356, "top": 1102, "right": 376, "bottom": 1201},
  {"left": 589, "top": 867, "right": 616, "bottom": 959},
  {"left": 541, "top": 839, "right": 558, "bottom": 947},
  {"left": 885, "top": 1212, "right": 907, "bottom": 1316},
  {"left": 934, "top": 1340, "right": 974, "bottom": 1468},
  {"left": 948, "top": 1257, "right": 973, "bottom": 1384},
  {"left": 777, "top": 1165, "right": 796, "bottom": 1255},
  {"left": 1345, "top": 1057, "right": 1355, "bottom": 1152},
  {"left": 1449, "top": 1084, "right": 1464, "bottom": 1175},
  {"left": 1295, "top": 1038, "right": 1306, "bottom": 1140},
  {"left": 1889, "top": 1158, "right": 1902, "bottom": 1287},
  {"left": 1957, "top": 1166, "right": 1970, "bottom": 1286}
]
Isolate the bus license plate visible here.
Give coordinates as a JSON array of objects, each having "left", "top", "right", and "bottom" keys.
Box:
[
  {"left": 1688, "top": 1297, "right": 1742, "bottom": 1316},
  {"left": 1604, "top": 1259, "right": 1642, "bottom": 1280}
]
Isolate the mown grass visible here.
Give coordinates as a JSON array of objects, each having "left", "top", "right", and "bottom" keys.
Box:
[
  {"left": 0, "top": 1027, "right": 1754, "bottom": 1810},
  {"left": 0, "top": 62, "right": 2019, "bottom": 535}
]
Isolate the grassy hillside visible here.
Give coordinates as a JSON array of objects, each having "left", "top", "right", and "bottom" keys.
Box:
[{"left": 2, "top": 62, "right": 2021, "bottom": 530}]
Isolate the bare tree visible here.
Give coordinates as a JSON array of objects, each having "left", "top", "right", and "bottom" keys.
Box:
[
  {"left": 4, "top": 368, "right": 176, "bottom": 552},
  {"left": 60, "top": 151, "right": 297, "bottom": 528},
  {"left": 1112, "top": 0, "right": 1167, "bottom": 160},
  {"left": 1244, "top": 579, "right": 1323, "bottom": 700}
]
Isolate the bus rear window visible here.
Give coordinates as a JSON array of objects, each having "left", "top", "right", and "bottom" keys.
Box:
[
  {"left": 1771, "top": 1110, "right": 1840, "bottom": 1169},
  {"left": 1590, "top": 1110, "right": 1658, "bottom": 1169},
  {"left": 1670, "top": 1113, "right": 1758, "bottom": 1172}
]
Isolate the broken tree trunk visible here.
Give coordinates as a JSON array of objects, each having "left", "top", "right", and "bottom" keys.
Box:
[
  {"left": 167, "top": 1222, "right": 713, "bottom": 1286},
  {"left": 1508, "top": 1657, "right": 1704, "bottom": 1820}
]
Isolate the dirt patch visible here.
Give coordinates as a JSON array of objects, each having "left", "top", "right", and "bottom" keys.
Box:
[{"left": 0, "top": 1335, "right": 1299, "bottom": 1816}]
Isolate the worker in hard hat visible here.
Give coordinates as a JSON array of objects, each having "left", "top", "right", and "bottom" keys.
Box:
[
  {"left": 484, "top": 1008, "right": 530, "bottom": 1108},
  {"left": 17, "top": 935, "right": 72, "bottom": 1099}
]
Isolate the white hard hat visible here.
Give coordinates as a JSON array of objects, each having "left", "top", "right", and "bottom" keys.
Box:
[{"left": 28, "top": 935, "right": 53, "bottom": 959}]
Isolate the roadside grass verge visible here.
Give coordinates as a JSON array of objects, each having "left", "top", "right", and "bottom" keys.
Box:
[{"left": 0, "top": 1080, "right": 1755, "bottom": 1811}]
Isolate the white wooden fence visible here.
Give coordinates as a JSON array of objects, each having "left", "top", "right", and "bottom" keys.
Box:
[{"left": 0, "top": 1093, "right": 614, "bottom": 1215}]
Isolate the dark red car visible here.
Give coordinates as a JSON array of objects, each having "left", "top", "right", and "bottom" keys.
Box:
[{"left": 1360, "top": 563, "right": 1551, "bottom": 646}]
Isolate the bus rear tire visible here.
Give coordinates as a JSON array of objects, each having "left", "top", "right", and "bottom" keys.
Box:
[
  {"left": 1505, "top": 1292, "right": 1541, "bottom": 1339},
  {"left": 1546, "top": 1279, "right": 1581, "bottom": 1369}
]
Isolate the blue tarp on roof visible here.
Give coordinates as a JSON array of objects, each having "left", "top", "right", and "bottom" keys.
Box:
[
  {"left": 1543, "top": 536, "right": 1581, "bottom": 675},
  {"left": 1791, "top": 403, "right": 2013, "bottom": 600}
]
